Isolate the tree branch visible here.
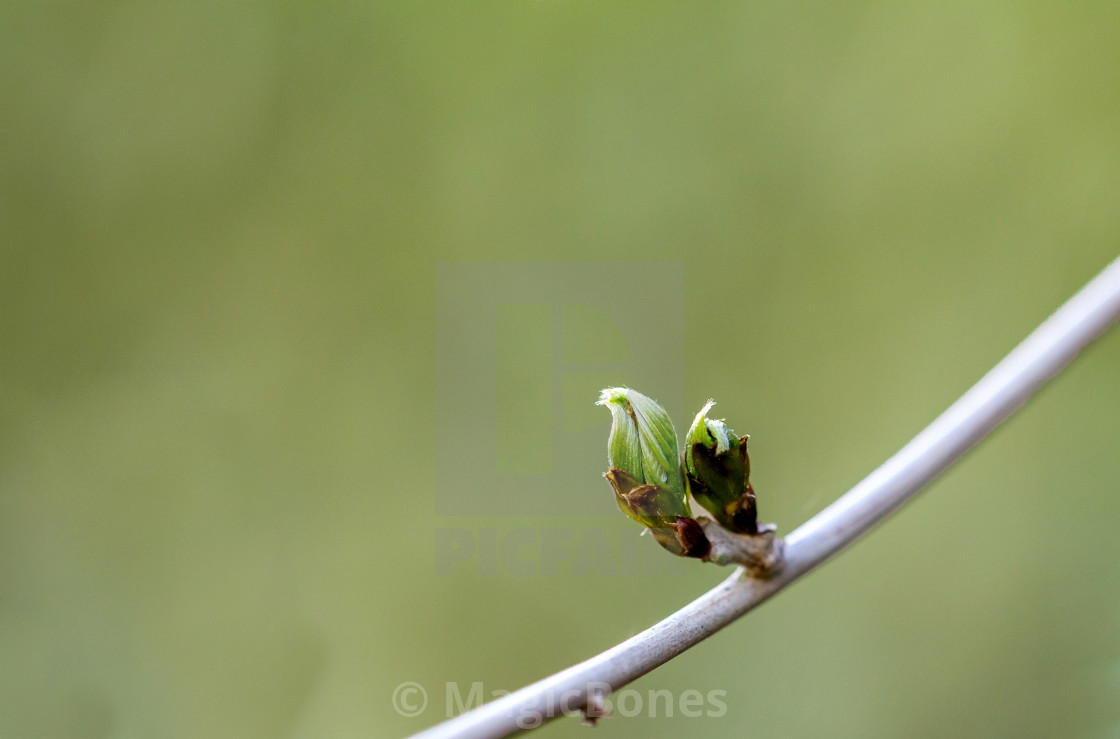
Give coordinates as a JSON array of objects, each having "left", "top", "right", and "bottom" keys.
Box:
[{"left": 410, "top": 255, "right": 1120, "bottom": 739}]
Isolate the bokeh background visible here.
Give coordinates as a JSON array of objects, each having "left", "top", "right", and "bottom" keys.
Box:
[{"left": 3, "top": 3, "right": 1120, "bottom": 738}]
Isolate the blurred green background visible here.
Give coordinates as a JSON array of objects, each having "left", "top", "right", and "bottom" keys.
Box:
[{"left": 2, "top": 3, "right": 1120, "bottom": 738}]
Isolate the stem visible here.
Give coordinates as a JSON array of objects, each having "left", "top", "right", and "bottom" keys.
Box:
[{"left": 410, "top": 255, "right": 1120, "bottom": 739}]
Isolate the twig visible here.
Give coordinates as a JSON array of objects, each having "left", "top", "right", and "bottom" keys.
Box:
[
  {"left": 410, "top": 256, "right": 1120, "bottom": 739},
  {"left": 697, "top": 518, "right": 781, "bottom": 573}
]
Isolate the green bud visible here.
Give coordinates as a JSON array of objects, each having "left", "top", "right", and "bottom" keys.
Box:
[
  {"left": 598, "top": 388, "right": 708, "bottom": 558},
  {"left": 684, "top": 400, "right": 759, "bottom": 534},
  {"left": 597, "top": 387, "right": 684, "bottom": 496},
  {"left": 603, "top": 468, "right": 709, "bottom": 558}
]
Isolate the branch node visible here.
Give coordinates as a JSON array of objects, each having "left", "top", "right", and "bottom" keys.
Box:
[
  {"left": 698, "top": 517, "right": 784, "bottom": 577},
  {"left": 581, "top": 685, "right": 610, "bottom": 726}
]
